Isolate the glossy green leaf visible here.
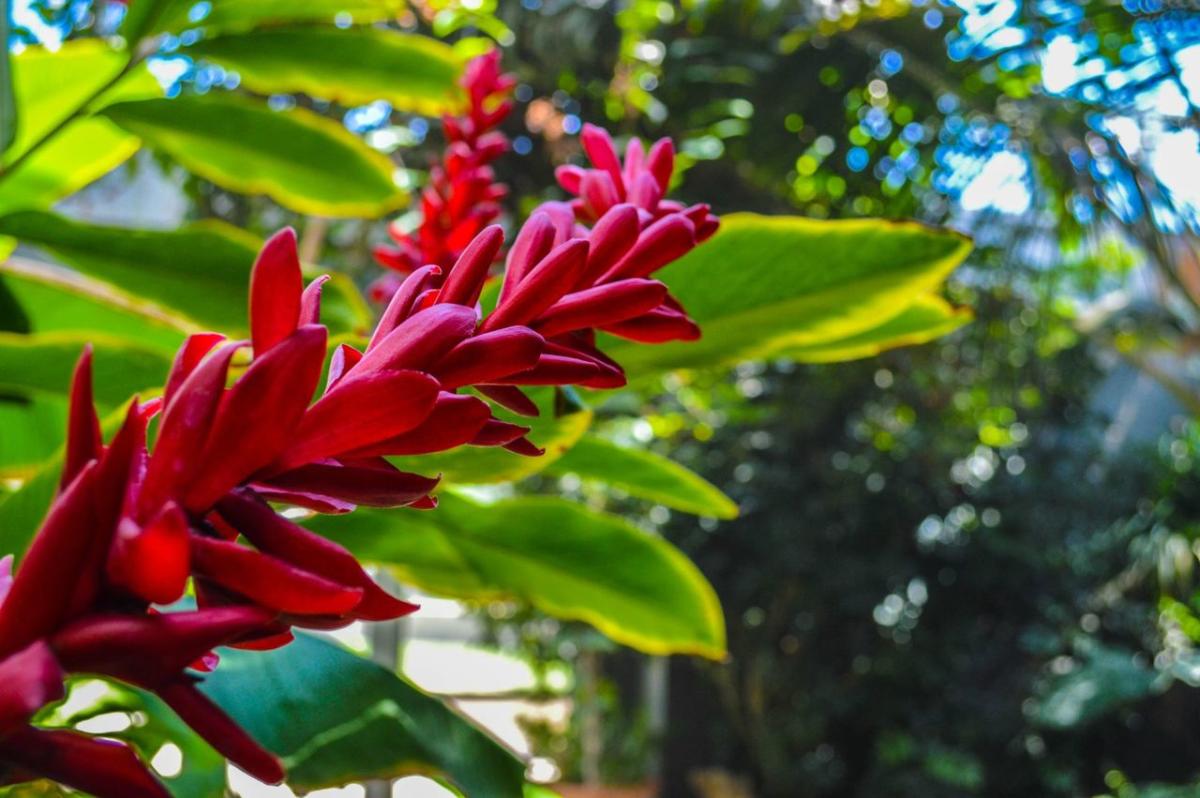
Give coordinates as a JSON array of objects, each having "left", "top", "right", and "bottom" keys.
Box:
[
  {"left": 0, "top": 331, "right": 173, "bottom": 407},
  {"left": 0, "top": 396, "right": 67, "bottom": 480},
  {"left": 786, "top": 294, "right": 972, "bottom": 363},
  {"left": 310, "top": 492, "right": 726, "bottom": 658},
  {"left": 605, "top": 213, "right": 972, "bottom": 373},
  {"left": 99, "top": 94, "right": 405, "bottom": 218},
  {"left": 545, "top": 435, "right": 738, "bottom": 518},
  {"left": 2, "top": 259, "right": 192, "bottom": 353},
  {"left": 0, "top": 211, "right": 371, "bottom": 335},
  {"left": 126, "top": 0, "right": 406, "bottom": 39},
  {"left": 387, "top": 388, "right": 593, "bottom": 484},
  {"left": 1, "top": 42, "right": 161, "bottom": 213},
  {"left": 188, "top": 28, "right": 463, "bottom": 115},
  {"left": 200, "top": 633, "right": 524, "bottom": 796}
]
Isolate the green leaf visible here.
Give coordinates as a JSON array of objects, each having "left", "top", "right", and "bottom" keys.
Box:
[
  {"left": 786, "top": 294, "right": 972, "bottom": 363},
  {"left": 187, "top": 28, "right": 463, "bottom": 115},
  {"left": 1, "top": 42, "right": 161, "bottom": 213},
  {"left": 1, "top": 2, "right": 15, "bottom": 156},
  {"left": 0, "top": 211, "right": 371, "bottom": 336},
  {"left": 0, "top": 331, "right": 173, "bottom": 407},
  {"left": 126, "top": 0, "right": 406, "bottom": 39},
  {"left": 200, "top": 633, "right": 525, "bottom": 796},
  {"left": 605, "top": 213, "right": 972, "bottom": 373},
  {"left": 0, "top": 396, "right": 67, "bottom": 480},
  {"left": 545, "top": 435, "right": 738, "bottom": 518},
  {"left": 2, "top": 258, "right": 192, "bottom": 353},
  {"left": 99, "top": 94, "right": 405, "bottom": 218},
  {"left": 387, "top": 388, "right": 593, "bottom": 485},
  {"left": 310, "top": 492, "right": 727, "bottom": 658}
]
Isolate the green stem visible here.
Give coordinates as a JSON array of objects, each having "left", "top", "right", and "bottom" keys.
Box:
[{"left": 0, "top": 51, "right": 141, "bottom": 180}]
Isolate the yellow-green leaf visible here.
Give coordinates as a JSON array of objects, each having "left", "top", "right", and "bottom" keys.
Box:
[
  {"left": 0, "top": 211, "right": 371, "bottom": 336},
  {"left": 125, "top": 0, "right": 406, "bottom": 39},
  {"left": 309, "top": 492, "right": 727, "bottom": 659},
  {"left": 545, "top": 435, "right": 738, "bottom": 518},
  {"left": 605, "top": 213, "right": 972, "bottom": 373},
  {"left": 786, "top": 294, "right": 972, "bottom": 363},
  {"left": 1, "top": 41, "right": 162, "bottom": 213},
  {"left": 187, "top": 27, "right": 464, "bottom": 115},
  {"left": 99, "top": 94, "right": 405, "bottom": 218}
]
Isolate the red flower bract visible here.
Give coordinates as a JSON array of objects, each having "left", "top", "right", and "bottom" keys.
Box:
[{"left": 0, "top": 55, "right": 717, "bottom": 796}]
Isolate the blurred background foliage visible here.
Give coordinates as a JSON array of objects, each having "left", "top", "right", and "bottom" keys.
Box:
[{"left": 7, "top": 0, "right": 1200, "bottom": 796}]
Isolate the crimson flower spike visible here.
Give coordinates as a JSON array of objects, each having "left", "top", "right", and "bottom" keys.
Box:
[{"left": 371, "top": 50, "right": 516, "bottom": 301}]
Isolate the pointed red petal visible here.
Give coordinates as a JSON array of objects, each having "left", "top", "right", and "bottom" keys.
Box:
[
  {"left": 485, "top": 239, "right": 589, "bottom": 330},
  {"left": 191, "top": 536, "right": 363, "bottom": 616},
  {"left": 580, "top": 170, "right": 620, "bottom": 220},
  {"left": 262, "top": 462, "right": 439, "bottom": 508},
  {"left": 499, "top": 211, "right": 556, "bottom": 303},
  {"left": 601, "top": 213, "right": 695, "bottom": 282},
  {"left": 183, "top": 325, "right": 327, "bottom": 511},
  {"left": 269, "top": 369, "right": 440, "bottom": 473},
  {"left": 534, "top": 279, "right": 667, "bottom": 337},
  {"left": 0, "top": 463, "right": 99, "bottom": 657},
  {"left": 141, "top": 342, "right": 244, "bottom": 516},
  {"left": 249, "top": 228, "right": 302, "bottom": 356},
  {"left": 157, "top": 681, "right": 285, "bottom": 785},
  {"left": 51, "top": 606, "right": 274, "bottom": 688},
  {"left": 438, "top": 225, "right": 504, "bottom": 306},
  {"left": 163, "top": 333, "right": 226, "bottom": 409},
  {"left": 470, "top": 419, "right": 532, "bottom": 447},
  {"left": 368, "top": 265, "right": 443, "bottom": 352},
  {"left": 0, "top": 641, "right": 64, "bottom": 735},
  {"left": 434, "top": 327, "right": 545, "bottom": 388},
  {"left": 217, "top": 490, "right": 417, "bottom": 622},
  {"left": 646, "top": 137, "right": 675, "bottom": 190},
  {"left": 298, "top": 275, "right": 331, "bottom": 326},
  {"left": 354, "top": 304, "right": 476, "bottom": 376},
  {"left": 340, "top": 392, "right": 491, "bottom": 458},
  {"left": 477, "top": 384, "right": 539, "bottom": 417},
  {"left": 1, "top": 728, "right": 171, "bottom": 798},
  {"left": 62, "top": 346, "right": 101, "bottom": 489},
  {"left": 574, "top": 204, "right": 640, "bottom": 290},
  {"left": 581, "top": 124, "right": 625, "bottom": 197},
  {"left": 603, "top": 305, "right": 701, "bottom": 342}
]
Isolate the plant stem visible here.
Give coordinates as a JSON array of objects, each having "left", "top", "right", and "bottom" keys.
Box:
[{"left": 0, "top": 51, "right": 141, "bottom": 180}]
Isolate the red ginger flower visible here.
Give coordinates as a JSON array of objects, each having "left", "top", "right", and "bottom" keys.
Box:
[
  {"left": 0, "top": 118, "right": 716, "bottom": 795},
  {"left": 372, "top": 50, "right": 515, "bottom": 301}
]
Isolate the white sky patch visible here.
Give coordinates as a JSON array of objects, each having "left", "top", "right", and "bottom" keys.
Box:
[{"left": 960, "top": 150, "right": 1032, "bottom": 215}]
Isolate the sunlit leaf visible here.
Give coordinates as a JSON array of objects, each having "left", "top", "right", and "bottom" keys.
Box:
[
  {"left": 99, "top": 95, "right": 405, "bottom": 218},
  {"left": 545, "top": 435, "right": 738, "bottom": 518},
  {"left": 1, "top": 258, "right": 193, "bottom": 352},
  {"left": 0, "top": 331, "right": 172, "bottom": 407},
  {"left": 310, "top": 491, "right": 727, "bottom": 658},
  {"left": 786, "top": 294, "right": 971, "bottom": 363},
  {"left": 1, "top": 42, "right": 161, "bottom": 213},
  {"left": 0, "top": 211, "right": 371, "bottom": 335},
  {"left": 187, "top": 27, "right": 463, "bottom": 115},
  {"left": 201, "top": 633, "right": 525, "bottom": 796},
  {"left": 125, "top": 0, "right": 406, "bottom": 39},
  {"left": 605, "top": 214, "right": 972, "bottom": 373}
]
